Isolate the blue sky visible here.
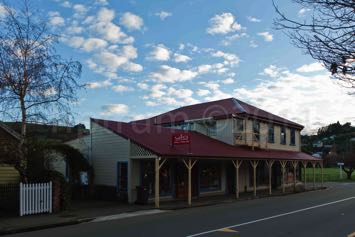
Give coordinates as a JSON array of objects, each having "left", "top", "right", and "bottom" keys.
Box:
[{"left": 5, "top": 0, "right": 355, "bottom": 133}]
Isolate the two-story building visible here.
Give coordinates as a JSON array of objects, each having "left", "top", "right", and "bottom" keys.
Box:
[{"left": 90, "top": 98, "right": 322, "bottom": 207}]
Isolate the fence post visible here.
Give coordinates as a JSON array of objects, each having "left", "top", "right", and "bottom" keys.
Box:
[
  {"left": 20, "top": 183, "right": 23, "bottom": 216},
  {"left": 49, "top": 181, "right": 52, "bottom": 214}
]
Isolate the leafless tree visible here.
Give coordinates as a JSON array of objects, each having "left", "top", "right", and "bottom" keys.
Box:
[
  {"left": 0, "top": 1, "right": 82, "bottom": 180},
  {"left": 274, "top": 0, "right": 355, "bottom": 88}
]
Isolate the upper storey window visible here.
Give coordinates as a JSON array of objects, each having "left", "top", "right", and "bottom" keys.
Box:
[
  {"left": 206, "top": 122, "right": 217, "bottom": 137},
  {"left": 290, "top": 128, "right": 296, "bottom": 146},
  {"left": 280, "top": 127, "right": 286, "bottom": 145},
  {"left": 268, "top": 124, "right": 275, "bottom": 143},
  {"left": 235, "top": 118, "right": 244, "bottom": 132},
  {"left": 253, "top": 120, "right": 260, "bottom": 141}
]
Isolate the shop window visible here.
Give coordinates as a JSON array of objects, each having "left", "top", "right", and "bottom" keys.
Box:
[
  {"left": 268, "top": 124, "right": 275, "bottom": 143},
  {"left": 249, "top": 163, "right": 268, "bottom": 186},
  {"left": 141, "top": 160, "right": 172, "bottom": 196},
  {"left": 199, "top": 163, "right": 221, "bottom": 192}
]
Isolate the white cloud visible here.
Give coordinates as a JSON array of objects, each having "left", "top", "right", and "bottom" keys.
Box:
[
  {"left": 48, "top": 11, "right": 65, "bottom": 26},
  {"left": 173, "top": 53, "right": 191, "bottom": 63},
  {"left": 263, "top": 65, "right": 280, "bottom": 78},
  {"left": 101, "top": 104, "right": 129, "bottom": 115},
  {"left": 95, "top": 0, "right": 109, "bottom": 6},
  {"left": 82, "top": 38, "right": 108, "bottom": 52},
  {"left": 247, "top": 16, "right": 261, "bottom": 22},
  {"left": 198, "top": 64, "right": 212, "bottom": 74},
  {"left": 137, "top": 83, "right": 149, "bottom": 90},
  {"left": 155, "top": 11, "right": 172, "bottom": 20},
  {"left": 120, "top": 12, "right": 144, "bottom": 31},
  {"left": 296, "top": 62, "right": 325, "bottom": 73},
  {"left": 197, "top": 89, "right": 210, "bottom": 96},
  {"left": 221, "top": 32, "right": 248, "bottom": 46},
  {"left": 146, "top": 101, "right": 159, "bottom": 107},
  {"left": 63, "top": 37, "right": 107, "bottom": 52},
  {"left": 66, "top": 26, "right": 84, "bottom": 34},
  {"left": 91, "top": 8, "right": 134, "bottom": 44},
  {"left": 97, "top": 7, "right": 115, "bottom": 22},
  {"left": 147, "top": 44, "right": 170, "bottom": 61},
  {"left": 200, "top": 81, "right": 231, "bottom": 101},
  {"left": 207, "top": 13, "right": 242, "bottom": 35},
  {"left": 234, "top": 70, "right": 355, "bottom": 134},
  {"left": 123, "top": 62, "right": 143, "bottom": 72},
  {"left": 61, "top": 1, "right": 71, "bottom": 8},
  {"left": 298, "top": 8, "right": 311, "bottom": 17},
  {"left": 112, "top": 85, "right": 134, "bottom": 92},
  {"left": 258, "top": 32, "right": 273, "bottom": 42},
  {"left": 249, "top": 40, "right": 258, "bottom": 48},
  {"left": 212, "top": 50, "right": 240, "bottom": 66},
  {"left": 222, "top": 78, "right": 234, "bottom": 84},
  {"left": 73, "top": 4, "right": 88, "bottom": 14},
  {"left": 93, "top": 51, "right": 129, "bottom": 71},
  {"left": 86, "top": 79, "right": 112, "bottom": 89},
  {"left": 150, "top": 65, "right": 198, "bottom": 83}
]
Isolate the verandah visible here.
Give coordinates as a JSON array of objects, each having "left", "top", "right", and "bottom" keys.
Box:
[{"left": 153, "top": 157, "right": 324, "bottom": 208}]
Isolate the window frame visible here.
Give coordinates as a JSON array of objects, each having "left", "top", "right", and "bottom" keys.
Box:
[
  {"left": 252, "top": 120, "right": 260, "bottom": 141},
  {"left": 290, "top": 128, "right": 296, "bottom": 146},
  {"left": 199, "top": 162, "right": 222, "bottom": 192},
  {"left": 268, "top": 124, "right": 275, "bottom": 143},
  {"left": 280, "top": 127, "right": 286, "bottom": 145}
]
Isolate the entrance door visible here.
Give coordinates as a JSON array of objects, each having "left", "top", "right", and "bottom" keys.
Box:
[{"left": 175, "top": 161, "right": 198, "bottom": 198}]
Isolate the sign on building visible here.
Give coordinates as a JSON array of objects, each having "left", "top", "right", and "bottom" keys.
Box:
[{"left": 172, "top": 133, "right": 190, "bottom": 145}]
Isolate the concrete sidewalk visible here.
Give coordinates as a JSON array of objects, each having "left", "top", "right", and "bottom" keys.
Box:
[{"left": 0, "top": 200, "right": 154, "bottom": 236}]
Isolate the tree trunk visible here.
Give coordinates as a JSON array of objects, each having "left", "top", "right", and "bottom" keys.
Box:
[
  {"left": 17, "top": 98, "right": 28, "bottom": 182},
  {"left": 342, "top": 167, "right": 353, "bottom": 180}
]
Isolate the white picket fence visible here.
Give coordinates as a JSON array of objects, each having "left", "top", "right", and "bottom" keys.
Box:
[{"left": 20, "top": 182, "right": 52, "bottom": 216}]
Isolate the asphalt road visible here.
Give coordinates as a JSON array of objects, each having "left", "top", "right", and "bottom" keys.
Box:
[{"left": 6, "top": 182, "right": 355, "bottom": 237}]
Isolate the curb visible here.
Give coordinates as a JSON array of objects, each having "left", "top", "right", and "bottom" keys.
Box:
[{"left": 0, "top": 218, "right": 94, "bottom": 236}]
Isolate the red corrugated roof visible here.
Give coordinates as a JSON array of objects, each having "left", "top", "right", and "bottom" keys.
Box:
[
  {"left": 133, "top": 98, "right": 304, "bottom": 129},
  {"left": 92, "top": 118, "right": 319, "bottom": 161}
]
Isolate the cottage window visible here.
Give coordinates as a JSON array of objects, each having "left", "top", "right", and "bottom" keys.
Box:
[
  {"left": 206, "top": 123, "right": 217, "bottom": 137},
  {"left": 280, "top": 127, "right": 286, "bottom": 145}
]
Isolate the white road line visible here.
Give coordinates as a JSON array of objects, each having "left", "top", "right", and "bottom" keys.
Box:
[
  {"left": 186, "top": 196, "right": 355, "bottom": 237},
  {"left": 92, "top": 209, "right": 168, "bottom": 223}
]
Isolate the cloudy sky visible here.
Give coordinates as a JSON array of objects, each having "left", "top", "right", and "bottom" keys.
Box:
[{"left": 6, "top": 0, "right": 355, "bottom": 134}]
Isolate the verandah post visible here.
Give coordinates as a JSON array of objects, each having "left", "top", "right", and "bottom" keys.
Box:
[
  {"left": 155, "top": 158, "right": 160, "bottom": 208},
  {"left": 292, "top": 161, "right": 298, "bottom": 192},
  {"left": 232, "top": 160, "right": 243, "bottom": 199},
  {"left": 280, "top": 161, "right": 287, "bottom": 193},
  {"left": 302, "top": 161, "right": 307, "bottom": 189},
  {"left": 266, "top": 160, "right": 275, "bottom": 195},
  {"left": 321, "top": 161, "right": 324, "bottom": 188},
  {"left": 183, "top": 159, "right": 197, "bottom": 206},
  {"left": 250, "top": 160, "right": 259, "bottom": 197},
  {"left": 312, "top": 161, "right": 316, "bottom": 190}
]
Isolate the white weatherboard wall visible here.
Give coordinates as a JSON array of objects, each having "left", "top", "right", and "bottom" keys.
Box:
[
  {"left": 91, "top": 122, "right": 130, "bottom": 187},
  {"left": 216, "top": 118, "right": 234, "bottom": 145},
  {"left": 66, "top": 135, "right": 91, "bottom": 163}
]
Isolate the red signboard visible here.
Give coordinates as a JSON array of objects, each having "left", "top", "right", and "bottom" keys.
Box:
[{"left": 172, "top": 133, "right": 190, "bottom": 145}]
